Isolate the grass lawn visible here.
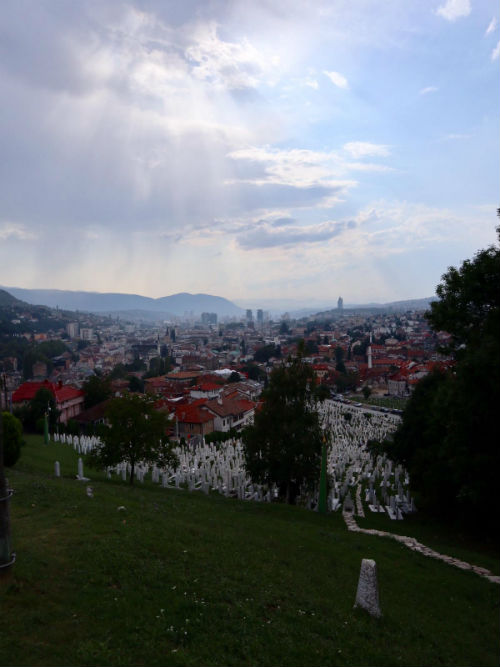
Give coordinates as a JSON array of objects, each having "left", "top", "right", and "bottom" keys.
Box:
[{"left": 1, "top": 436, "right": 498, "bottom": 666}]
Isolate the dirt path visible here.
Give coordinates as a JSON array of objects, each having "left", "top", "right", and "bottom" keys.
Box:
[{"left": 343, "top": 510, "right": 500, "bottom": 584}]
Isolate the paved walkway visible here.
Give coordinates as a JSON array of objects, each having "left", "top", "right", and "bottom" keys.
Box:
[{"left": 342, "top": 510, "right": 500, "bottom": 585}]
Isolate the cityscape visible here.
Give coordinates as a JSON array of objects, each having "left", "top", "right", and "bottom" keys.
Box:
[
  {"left": 0, "top": 0, "right": 498, "bottom": 665},
  {"left": 1, "top": 287, "right": 448, "bottom": 436}
]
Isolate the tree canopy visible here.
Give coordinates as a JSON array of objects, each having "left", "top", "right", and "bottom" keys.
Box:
[
  {"left": 16, "top": 387, "right": 59, "bottom": 432},
  {"left": 426, "top": 233, "right": 500, "bottom": 355},
  {"left": 82, "top": 374, "right": 112, "bottom": 409},
  {"left": 253, "top": 344, "right": 281, "bottom": 363},
  {"left": 384, "top": 226, "right": 500, "bottom": 533},
  {"left": 87, "top": 393, "right": 177, "bottom": 484},
  {"left": 242, "top": 356, "right": 323, "bottom": 504}
]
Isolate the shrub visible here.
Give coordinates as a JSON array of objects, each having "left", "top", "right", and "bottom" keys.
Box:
[{"left": 2, "top": 412, "right": 23, "bottom": 467}]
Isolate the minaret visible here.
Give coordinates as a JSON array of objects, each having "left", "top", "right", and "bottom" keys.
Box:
[{"left": 367, "top": 331, "right": 373, "bottom": 370}]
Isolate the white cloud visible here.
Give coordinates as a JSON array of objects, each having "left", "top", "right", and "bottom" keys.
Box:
[
  {"left": 419, "top": 86, "right": 438, "bottom": 95},
  {"left": 439, "top": 132, "right": 472, "bottom": 141},
  {"left": 346, "top": 162, "right": 394, "bottom": 173},
  {"left": 491, "top": 40, "right": 500, "bottom": 61},
  {"left": 343, "top": 142, "right": 390, "bottom": 158},
  {"left": 0, "top": 222, "right": 37, "bottom": 241},
  {"left": 185, "top": 22, "right": 269, "bottom": 90},
  {"left": 227, "top": 145, "right": 351, "bottom": 188},
  {"left": 323, "top": 70, "right": 348, "bottom": 89},
  {"left": 485, "top": 17, "right": 497, "bottom": 35},
  {"left": 304, "top": 78, "right": 319, "bottom": 89},
  {"left": 435, "top": 0, "right": 471, "bottom": 22}
]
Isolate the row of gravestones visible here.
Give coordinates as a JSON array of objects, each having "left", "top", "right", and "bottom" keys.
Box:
[
  {"left": 52, "top": 400, "right": 416, "bottom": 518},
  {"left": 52, "top": 432, "right": 99, "bottom": 454}
]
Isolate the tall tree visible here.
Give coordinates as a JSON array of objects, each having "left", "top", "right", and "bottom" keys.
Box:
[
  {"left": 87, "top": 393, "right": 177, "bottom": 485},
  {"left": 385, "top": 226, "right": 500, "bottom": 532},
  {"left": 82, "top": 374, "right": 112, "bottom": 409},
  {"left": 242, "top": 356, "right": 323, "bottom": 504}
]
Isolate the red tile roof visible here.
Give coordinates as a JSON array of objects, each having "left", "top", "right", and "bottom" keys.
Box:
[
  {"left": 12, "top": 379, "right": 83, "bottom": 405},
  {"left": 204, "top": 397, "right": 255, "bottom": 418},
  {"left": 175, "top": 404, "right": 214, "bottom": 425}
]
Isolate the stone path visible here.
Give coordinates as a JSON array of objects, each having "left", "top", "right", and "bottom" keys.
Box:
[{"left": 343, "top": 510, "right": 500, "bottom": 585}]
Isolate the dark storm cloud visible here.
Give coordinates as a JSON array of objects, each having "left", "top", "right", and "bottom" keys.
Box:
[
  {"left": 237, "top": 220, "right": 348, "bottom": 249},
  {"left": 270, "top": 217, "right": 297, "bottom": 227}
]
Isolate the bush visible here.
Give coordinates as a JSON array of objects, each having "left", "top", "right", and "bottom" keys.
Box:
[
  {"left": 2, "top": 412, "right": 23, "bottom": 467},
  {"left": 205, "top": 429, "right": 238, "bottom": 444}
]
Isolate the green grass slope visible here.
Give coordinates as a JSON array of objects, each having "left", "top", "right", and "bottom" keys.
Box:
[{"left": 1, "top": 437, "right": 498, "bottom": 667}]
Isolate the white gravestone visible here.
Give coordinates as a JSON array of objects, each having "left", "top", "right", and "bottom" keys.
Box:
[{"left": 354, "top": 559, "right": 382, "bottom": 618}]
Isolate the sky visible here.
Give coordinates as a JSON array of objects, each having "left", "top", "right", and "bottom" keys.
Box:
[{"left": 0, "top": 0, "right": 498, "bottom": 308}]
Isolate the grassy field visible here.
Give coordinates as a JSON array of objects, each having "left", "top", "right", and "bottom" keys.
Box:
[{"left": 1, "top": 436, "right": 498, "bottom": 666}]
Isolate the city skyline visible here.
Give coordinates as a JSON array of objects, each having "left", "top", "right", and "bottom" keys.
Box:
[{"left": 0, "top": 0, "right": 498, "bottom": 303}]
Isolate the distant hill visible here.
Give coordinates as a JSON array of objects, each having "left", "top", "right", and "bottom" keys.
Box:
[
  {"left": 0, "top": 288, "right": 25, "bottom": 307},
  {"left": 309, "top": 296, "right": 437, "bottom": 320},
  {"left": 1, "top": 287, "right": 245, "bottom": 318},
  {"left": 0, "top": 289, "right": 113, "bottom": 338},
  {"left": 379, "top": 297, "right": 437, "bottom": 311}
]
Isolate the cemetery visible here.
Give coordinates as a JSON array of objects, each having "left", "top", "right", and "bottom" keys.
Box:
[
  {"left": 52, "top": 401, "right": 412, "bottom": 521},
  {"left": 49, "top": 399, "right": 500, "bottom": 585},
  {"left": 0, "top": 428, "right": 498, "bottom": 667}
]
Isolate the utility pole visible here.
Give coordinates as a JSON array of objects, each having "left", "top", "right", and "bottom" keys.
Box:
[{"left": 44, "top": 404, "right": 50, "bottom": 445}]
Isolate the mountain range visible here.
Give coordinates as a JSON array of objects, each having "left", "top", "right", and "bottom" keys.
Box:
[
  {"left": 0, "top": 287, "right": 244, "bottom": 319},
  {"left": 1, "top": 286, "right": 436, "bottom": 320}
]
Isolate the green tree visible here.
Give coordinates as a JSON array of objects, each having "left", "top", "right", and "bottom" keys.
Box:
[
  {"left": 335, "top": 371, "right": 358, "bottom": 393},
  {"left": 279, "top": 321, "right": 290, "bottom": 335},
  {"left": 125, "top": 356, "right": 146, "bottom": 373},
  {"left": 82, "top": 374, "right": 112, "bottom": 409},
  {"left": 305, "top": 339, "right": 318, "bottom": 355},
  {"left": 2, "top": 412, "right": 23, "bottom": 466},
  {"left": 334, "top": 346, "right": 346, "bottom": 373},
  {"left": 22, "top": 340, "right": 70, "bottom": 379},
  {"left": 109, "top": 363, "right": 127, "bottom": 380},
  {"left": 240, "top": 363, "right": 266, "bottom": 382},
  {"left": 227, "top": 371, "right": 241, "bottom": 383},
  {"left": 362, "top": 385, "right": 372, "bottom": 400},
  {"left": 385, "top": 227, "right": 500, "bottom": 532},
  {"left": 87, "top": 394, "right": 177, "bottom": 485},
  {"left": 20, "top": 387, "right": 59, "bottom": 432},
  {"left": 242, "top": 356, "right": 323, "bottom": 504},
  {"left": 128, "top": 375, "right": 144, "bottom": 393},
  {"left": 144, "top": 356, "right": 169, "bottom": 378},
  {"left": 253, "top": 344, "right": 281, "bottom": 363},
  {"left": 426, "top": 235, "right": 500, "bottom": 355},
  {"left": 313, "top": 383, "right": 330, "bottom": 402}
]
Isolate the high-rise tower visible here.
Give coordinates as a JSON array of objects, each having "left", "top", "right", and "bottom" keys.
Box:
[{"left": 367, "top": 331, "right": 373, "bottom": 370}]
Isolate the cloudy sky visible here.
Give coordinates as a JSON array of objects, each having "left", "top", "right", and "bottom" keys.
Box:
[{"left": 0, "top": 0, "right": 498, "bottom": 307}]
